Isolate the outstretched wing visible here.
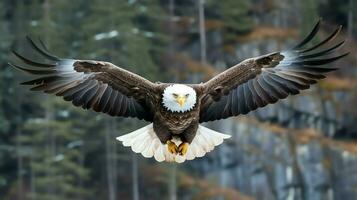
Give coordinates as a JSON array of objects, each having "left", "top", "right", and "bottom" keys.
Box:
[
  {"left": 200, "top": 20, "right": 348, "bottom": 122},
  {"left": 10, "top": 37, "right": 157, "bottom": 121}
]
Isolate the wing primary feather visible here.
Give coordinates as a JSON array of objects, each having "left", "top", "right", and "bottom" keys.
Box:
[
  {"left": 12, "top": 51, "right": 56, "bottom": 68},
  {"left": 214, "top": 99, "right": 228, "bottom": 119},
  {"left": 285, "top": 70, "right": 325, "bottom": 79},
  {"left": 298, "top": 40, "right": 345, "bottom": 60},
  {"left": 113, "top": 93, "right": 123, "bottom": 115},
  {"left": 292, "top": 19, "right": 321, "bottom": 50},
  {"left": 90, "top": 84, "right": 108, "bottom": 110},
  {"left": 125, "top": 99, "right": 136, "bottom": 117},
  {"left": 275, "top": 72, "right": 310, "bottom": 89},
  {"left": 257, "top": 76, "right": 279, "bottom": 102},
  {"left": 247, "top": 80, "right": 266, "bottom": 107},
  {"left": 82, "top": 83, "right": 100, "bottom": 109},
  {"left": 62, "top": 80, "right": 92, "bottom": 101},
  {"left": 49, "top": 78, "right": 83, "bottom": 94},
  {"left": 9, "top": 62, "right": 56, "bottom": 75},
  {"left": 41, "top": 79, "right": 80, "bottom": 93},
  {"left": 237, "top": 86, "right": 248, "bottom": 114},
  {"left": 299, "top": 26, "right": 342, "bottom": 53},
  {"left": 269, "top": 73, "right": 300, "bottom": 95},
  {"left": 264, "top": 76, "right": 289, "bottom": 99},
  {"left": 106, "top": 91, "right": 119, "bottom": 116},
  {"left": 222, "top": 90, "right": 232, "bottom": 115},
  {"left": 293, "top": 53, "right": 349, "bottom": 66},
  {"left": 231, "top": 87, "right": 239, "bottom": 115},
  {"left": 103, "top": 90, "right": 118, "bottom": 114},
  {"left": 72, "top": 80, "right": 97, "bottom": 106},
  {"left": 37, "top": 75, "right": 83, "bottom": 92},
  {"left": 97, "top": 86, "right": 113, "bottom": 111},
  {"left": 26, "top": 36, "right": 60, "bottom": 61},
  {"left": 44, "top": 80, "right": 79, "bottom": 95},
  {"left": 120, "top": 95, "right": 128, "bottom": 116},
  {"left": 21, "top": 76, "right": 60, "bottom": 85},
  {"left": 278, "top": 71, "right": 316, "bottom": 84},
  {"left": 252, "top": 79, "right": 271, "bottom": 104},
  {"left": 263, "top": 76, "right": 289, "bottom": 98},
  {"left": 243, "top": 84, "right": 256, "bottom": 111},
  {"left": 261, "top": 75, "right": 286, "bottom": 99},
  {"left": 287, "top": 66, "right": 337, "bottom": 73},
  {"left": 38, "top": 38, "right": 53, "bottom": 53},
  {"left": 125, "top": 99, "right": 133, "bottom": 117},
  {"left": 129, "top": 99, "right": 138, "bottom": 117}
]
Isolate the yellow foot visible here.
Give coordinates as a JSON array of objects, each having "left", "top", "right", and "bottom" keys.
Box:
[
  {"left": 167, "top": 141, "right": 178, "bottom": 154},
  {"left": 178, "top": 142, "right": 189, "bottom": 155}
]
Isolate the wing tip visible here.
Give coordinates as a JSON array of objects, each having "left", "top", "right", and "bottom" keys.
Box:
[
  {"left": 8, "top": 62, "right": 25, "bottom": 72},
  {"left": 24, "top": 36, "right": 60, "bottom": 61},
  {"left": 292, "top": 19, "right": 345, "bottom": 50},
  {"left": 338, "top": 52, "right": 350, "bottom": 61},
  {"left": 316, "top": 18, "right": 322, "bottom": 26}
]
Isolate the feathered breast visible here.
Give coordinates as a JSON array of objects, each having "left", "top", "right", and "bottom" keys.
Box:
[{"left": 155, "top": 97, "right": 200, "bottom": 134}]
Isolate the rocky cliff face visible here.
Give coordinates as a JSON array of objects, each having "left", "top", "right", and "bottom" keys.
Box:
[
  {"left": 183, "top": 65, "right": 357, "bottom": 199},
  {"left": 183, "top": 116, "right": 357, "bottom": 200},
  {"left": 251, "top": 72, "right": 357, "bottom": 140},
  {"left": 180, "top": 23, "right": 357, "bottom": 200}
]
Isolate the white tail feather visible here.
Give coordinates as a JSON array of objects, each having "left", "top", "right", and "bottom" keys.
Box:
[{"left": 116, "top": 123, "right": 230, "bottom": 163}]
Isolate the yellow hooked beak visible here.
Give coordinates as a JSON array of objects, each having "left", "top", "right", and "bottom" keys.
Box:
[{"left": 176, "top": 96, "right": 187, "bottom": 107}]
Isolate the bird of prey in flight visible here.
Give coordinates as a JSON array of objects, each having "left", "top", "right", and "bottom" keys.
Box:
[{"left": 10, "top": 20, "right": 348, "bottom": 163}]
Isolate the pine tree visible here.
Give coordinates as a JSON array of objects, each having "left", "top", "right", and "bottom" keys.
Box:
[
  {"left": 0, "top": 0, "right": 13, "bottom": 195},
  {"left": 77, "top": 1, "right": 166, "bottom": 199},
  {"left": 209, "top": 0, "right": 252, "bottom": 32},
  {"left": 13, "top": 1, "right": 91, "bottom": 199},
  {"left": 80, "top": 0, "right": 166, "bottom": 80},
  {"left": 300, "top": 0, "right": 319, "bottom": 33},
  {"left": 206, "top": 0, "right": 253, "bottom": 44},
  {"left": 0, "top": 0, "right": 11, "bottom": 135}
]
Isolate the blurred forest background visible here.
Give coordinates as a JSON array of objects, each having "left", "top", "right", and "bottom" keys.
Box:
[{"left": 0, "top": 0, "right": 356, "bottom": 199}]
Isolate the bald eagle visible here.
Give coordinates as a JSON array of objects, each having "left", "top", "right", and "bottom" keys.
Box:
[{"left": 10, "top": 20, "right": 348, "bottom": 163}]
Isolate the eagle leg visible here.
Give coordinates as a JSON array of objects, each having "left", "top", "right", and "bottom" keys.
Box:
[
  {"left": 178, "top": 142, "right": 189, "bottom": 155},
  {"left": 166, "top": 140, "right": 178, "bottom": 154}
]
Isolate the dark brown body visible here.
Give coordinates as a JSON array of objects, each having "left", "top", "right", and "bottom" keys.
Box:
[{"left": 152, "top": 84, "right": 202, "bottom": 144}]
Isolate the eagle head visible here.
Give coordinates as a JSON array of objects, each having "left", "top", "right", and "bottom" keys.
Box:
[{"left": 162, "top": 84, "right": 196, "bottom": 113}]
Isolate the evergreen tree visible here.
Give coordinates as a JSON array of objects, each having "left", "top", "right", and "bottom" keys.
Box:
[
  {"left": 77, "top": 1, "right": 166, "bottom": 198},
  {"left": 300, "top": 0, "right": 319, "bottom": 33},
  {"left": 12, "top": 1, "right": 91, "bottom": 199},
  {"left": 0, "top": 0, "right": 13, "bottom": 195},
  {"left": 80, "top": 0, "right": 165, "bottom": 80},
  {"left": 206, "top": 0, "right": 253, "bottom": 42}
]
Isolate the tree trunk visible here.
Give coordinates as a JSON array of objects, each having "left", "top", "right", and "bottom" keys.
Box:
[
  {"left": 198, "top": 0, "right": 207, "bottom": 65},
  {"left": 105, "top": 119, "right": 117, "bottom": 200},
  {"left": 169, "top": 0, "right": 175, "bottom": 55},
  {"left": 16, "top": 121, "right": 23, "bottom": 200},
  {"left": 14, "top": 0, "right": 25, "bottom": 198},
  {"left": 168, "top": 1, "right": 178, "bottom": 199},
  {"left": 43, "top": 0, "right": 57, "bottom": 196},
  {"left": 30, "top": 154, "right": 37, "bottom": 200},
  {"left": 111, "top": 120, "right": 118, "bottom": 197},
  {"left": 348, "top": 0, "right": 354, "bottom": 38},
  {"left": 169, "top": 164, "right": 177, "bottom": 200},
  {"left": 106, "top": 3, "right": 119, "bottom": 199},
  {"left": 168, "top": 0, "right": 178, "bottom": 82},
  {"left": 132, "top": 153, "right": 139, "bottom": 200}
]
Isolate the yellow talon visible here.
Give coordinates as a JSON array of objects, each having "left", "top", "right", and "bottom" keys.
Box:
[
  {"left": 167, "top": 141, "right": 178, "bottom": 154},
  {"left": 178, "top": 142, "right": 189, "bottom": 155}
]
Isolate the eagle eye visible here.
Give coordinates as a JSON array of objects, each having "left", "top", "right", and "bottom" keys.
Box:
[
  {"left": 185, "top": 94, "right": 189, "bottom": 97},
  {"left": 172, "top": 93, "right": 178, "bottom": 98}
]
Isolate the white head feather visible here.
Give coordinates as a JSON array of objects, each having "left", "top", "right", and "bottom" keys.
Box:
[{"left": 162, "top": 84, "right": 197, "bottom": 113}]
